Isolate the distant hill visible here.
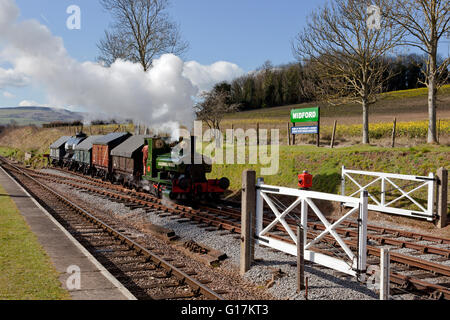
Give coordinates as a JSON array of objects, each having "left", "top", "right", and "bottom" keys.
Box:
[{"left": 0, "top": 107, "right": 83, "bottom": 126}]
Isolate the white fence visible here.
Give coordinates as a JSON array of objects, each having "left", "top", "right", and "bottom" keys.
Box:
[
  {"left": 255, "top": 178, "right": 368, "bottom": 279},
  {"left": 341, "top": 167, "right": 436, "bottom": 221}
]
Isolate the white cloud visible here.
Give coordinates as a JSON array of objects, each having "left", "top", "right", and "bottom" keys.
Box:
[
  {"left": 0, "top": 0, "right": 245, "bottom": 132},
  {"left": 18, "top": 100, "right": 49, "bottom": 107},
  {"left": 0, "top": 67, "right": 29, "bottom": 88},
  {"left": 183, "top": 60, "right": 244, "bottom": 92},
  {"left": 2, "top": 90, "right": 15, "bottom": 98}
]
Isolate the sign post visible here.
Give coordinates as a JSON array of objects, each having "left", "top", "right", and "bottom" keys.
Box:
[{"left": 290, "top": 107, "right": 321, "bottom": 147}]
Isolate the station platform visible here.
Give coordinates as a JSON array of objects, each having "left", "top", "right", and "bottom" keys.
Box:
[{"left": 0, "top": 167, "right": 136, "bottom": 300}]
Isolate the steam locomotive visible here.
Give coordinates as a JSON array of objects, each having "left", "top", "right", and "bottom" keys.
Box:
[{"left": 49, "top": 133, "right": 229, "bottom": 200}]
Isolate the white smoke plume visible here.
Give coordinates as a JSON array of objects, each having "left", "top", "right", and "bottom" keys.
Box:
[{"left": 0, "top": 0, "right": 244, "bottom": 133}]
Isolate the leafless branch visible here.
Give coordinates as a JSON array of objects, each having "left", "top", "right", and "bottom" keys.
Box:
[{"left": 97, "top": 0, "right": 189, "bottom": 71}]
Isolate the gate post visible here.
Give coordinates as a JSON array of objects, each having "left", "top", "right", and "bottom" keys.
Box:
[
  {"left": 341, "top": 166, "right": 346, "bottom": 196},
  {"left": 381, "top": 177, "right": 386, "bottom": 206},
  {"left": 435, "top": 168, "right": 448, "bottom": 228},
  {"left": 427, "top": 172, "right": 435, "bottom": 219},
  {"left": 380, "top": 248, "right": 390, "bottom": 300},
  {"left": 357, "top": 191, "right": 368, "bottom": 282},
  {"left": 297, "top": 225, "right": 305, "bottom": 292},
  {"left": 240, "top": 170, "right": 256, "bottom": 275}
]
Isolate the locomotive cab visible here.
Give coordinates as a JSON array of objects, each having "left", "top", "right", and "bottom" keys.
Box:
[{"left": 141, "top": 136, "right": 229, "bottom": 200}]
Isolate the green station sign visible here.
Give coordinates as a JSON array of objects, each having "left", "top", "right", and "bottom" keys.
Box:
[{"left": 290, "top": 107, "right": 319, "bottom": 123}]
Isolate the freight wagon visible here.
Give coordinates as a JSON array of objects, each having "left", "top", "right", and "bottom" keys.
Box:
[
  {"left": 92, "top": 132, "right": 132, "bottom": 180},
  {"left": 73, "top": 135, "right": 104, "bottom": 174},
  {"left": 110, "top": 135, "right": 150, "bottom": 188},
  {"left": 49, "top": 136, "right": 71, "bottom": 167},
  {"left": 62, "top": 132, "right": 87, "bottom": 168}
]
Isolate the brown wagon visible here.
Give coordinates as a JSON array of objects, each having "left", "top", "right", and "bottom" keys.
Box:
[
  {"left": 110, "top": 135, "right": 152, "bottom": 188},
  {"left": 91, "top": 132, "right": 132, "bottom": 180}
]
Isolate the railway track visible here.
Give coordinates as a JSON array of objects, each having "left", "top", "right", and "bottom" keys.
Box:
[
  {"left": 3, "top": 159, "right": 450, "bottom": 300},
  {"left": 0, "top": 160, "right": 223, "bottom": 301}
]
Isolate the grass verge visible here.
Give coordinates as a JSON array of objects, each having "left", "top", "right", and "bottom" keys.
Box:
[
  {"left": 209, "top": 144, "right": 450, "bottom": 193},
  {"left": 0, "top": 184, "right": 70, "bottom": 300}
]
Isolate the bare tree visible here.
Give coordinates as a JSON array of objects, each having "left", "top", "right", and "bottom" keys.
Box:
[
  {"left": 293, "top": 0, "right": 404, "bottom": 144},
  {"left": 97, "top": 30, "right": 133, "bottom": 66},
  {"left": 194, "top": 83, "right": 240, "bottom": 132},
  {"left": 98, "top": 0, "right": 189, "bottom": 71},
  {"left": 388, "top": 0, "right": 449, "bottom": 144}
]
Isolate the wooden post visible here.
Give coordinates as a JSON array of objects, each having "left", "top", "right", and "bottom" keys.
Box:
[
  {"left": 297, "top": 225, "right": 305, "bottom": 292},
  {"left": 330, "top": 120, "right": 337, "bottom": 148},
  {"left": 391, "top": 118, "right": 397, "bottom": 148},
  {"left": 292, "top": 122, "right": 296, "bottom": 145},
  {"left": 256, "top": 123, "right": 260, "bottom": 146},
  {"left": 231, "top": 123, "right": 234, "bottom": 142},
  {"left": 287, "top": 122, "right": 290, "bottom": 146},
  {"left": 316, "top": 109, "right": 320, "bottom": 147},
  {"left": 304, "top": 277, "right": 309, "bottom": 300},
  {"left": 438, "top": 119, "right": 441, "bottom": 144},
  {"left": 240, "top": 170, "right": 256, "bottom": 275},
  {"left": 380, "top": 248, "right": 390, "bottom": 300},
  {"left": 435, "top": 167, "right": 448, "bottom": 228}
]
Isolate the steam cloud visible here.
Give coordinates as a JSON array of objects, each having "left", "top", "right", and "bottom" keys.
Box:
[{"left": 0, "top": 0, "right": 244, "bottom": 132}]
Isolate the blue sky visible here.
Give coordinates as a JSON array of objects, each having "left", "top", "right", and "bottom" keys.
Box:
[
  {"left": 13, "top": 0, "right": 326, "bottom": 70},
  {"left": 1, "top": 0, "right": 449, "bottom": 108},
  {"left": 2, "top": 0, "right": 329, "bottom": 107}
]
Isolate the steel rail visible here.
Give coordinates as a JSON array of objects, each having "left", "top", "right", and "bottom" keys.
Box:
[
  {"left": 213, "top": 204, "right": 450, "bottom": 245},
  {"left": 5, "top": 159, "right": 450, "bottom": 299},
  {"left": 42, "top": 166, "right": 450, "bottom": 252},
  {"left": 16, "top": 166, "right": 450, "bottom": 277},
  {"left": 201, "top": 205, "right": 450, "bottom": 259},
  {"left": 21, "top": 166, "right": 450, "bottom": 277},
  {"left": 1, "top": 161, "right": 223, "bottom": 300}
]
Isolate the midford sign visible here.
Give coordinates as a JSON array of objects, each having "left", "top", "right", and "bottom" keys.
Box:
[{"left": 290, "top": 107, "right": 319, "bottom": 123}]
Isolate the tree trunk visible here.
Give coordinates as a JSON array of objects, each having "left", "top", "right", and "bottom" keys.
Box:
[
  {"left": 427, "top": 54, "right": 438, "bottom": 144},
  {"left": 427, "top": 82, "right": 438, "bottom": 144},
  {"left": 362, "top": 99, "right": 369, "bottom": 144}
]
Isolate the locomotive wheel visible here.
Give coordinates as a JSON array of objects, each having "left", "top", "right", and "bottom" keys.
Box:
[{"left": 210, "top": 193, "right": 221, "bottom": 201}]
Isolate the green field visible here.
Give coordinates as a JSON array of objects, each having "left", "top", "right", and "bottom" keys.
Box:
[
  {"left": 223, "top": 84, "right": 450, "bottom": 122},
  {"left": 0, "top": 184, "right": 70, "bottom": 300}
]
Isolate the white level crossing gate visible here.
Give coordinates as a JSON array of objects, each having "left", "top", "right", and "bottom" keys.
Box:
[
  {"left": 341, "top": 167, "right": 436, "bottom": 221},
  {"left": 255, "top": 179, "right": 368, "bottom": 279}
]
